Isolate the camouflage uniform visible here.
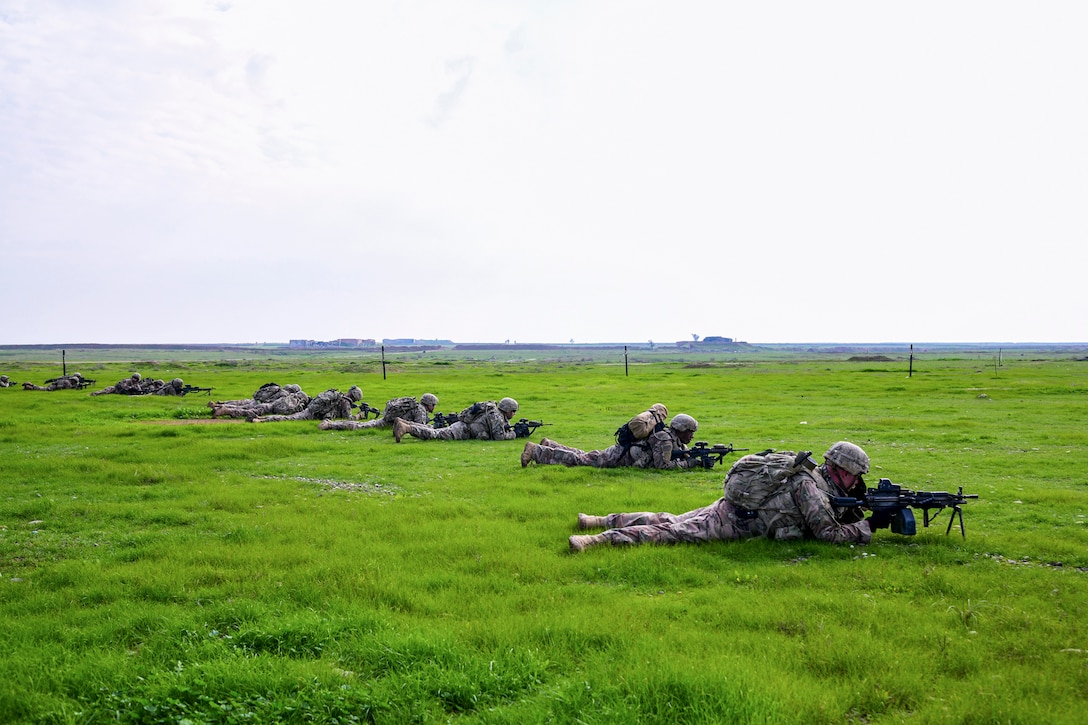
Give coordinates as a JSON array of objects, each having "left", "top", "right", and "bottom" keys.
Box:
[
  {"left": 211, "top": 384, "right": 311, "bottom": 419},
  {"left": 529, "top": 427, "right": 700, "bottom": 470},
  {"left": 582, "top": 463, "right": 871, "bottom": 548},
  {"left": 399, "top": 400, "right": 517, "bottom": 441},
  {"left": 0, "top": 375, "right": 16, "bottom": 388},
  {"left": 138, "top": 378, "right": 166, "bottom": 394},
  {"left": 23, "top": 373, "right": 86, "bottom": 391},
  {"left": 92, "top": 374, "right": 146, "bottom": 396},
  {"left": 321, "top": 395, "right": 432, "bottom": 431},
  {"left": 253, "top": 388, "right": 357, "bottom": 423},
  {"left": 116, "top": 376, "right": 144, "bottom": 394},
  {"left": 91, "top": 376, "right": 141, "bottom": 396},
  {"left": 151, "top": 378, "right": 185, "bottom": 396},
  {"left": 211, "top": 382, "right": 292, "bottom": 408}
]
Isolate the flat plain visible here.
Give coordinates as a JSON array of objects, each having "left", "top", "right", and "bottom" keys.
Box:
[{"left": 0, "top": 346, "right": 1085, "bottom": 723}]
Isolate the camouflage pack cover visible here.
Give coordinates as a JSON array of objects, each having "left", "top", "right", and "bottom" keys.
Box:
[
  {"left": 253, "top": 383, "right": 283, "bottom": 403},
  {"left": 383, "top": 396, "right": 419, "bottom": 422},
  {"left": 457, "top": 402, "right": 491, "bottom": 426},
  {"left": 723, "top": 451, "right": 808, "bottom": 511}
]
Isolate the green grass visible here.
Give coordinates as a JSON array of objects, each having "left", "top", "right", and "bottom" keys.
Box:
[{"left": 0, "top": 353, "right": 1086, "bottom": 723}]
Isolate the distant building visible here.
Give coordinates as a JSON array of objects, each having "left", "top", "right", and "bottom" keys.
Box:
[
  {"left": 675, "top": 336, "right": 739, "bottom": 349},
  {"left": 290, "top": 338, "right": 377, "bottom": 348}
]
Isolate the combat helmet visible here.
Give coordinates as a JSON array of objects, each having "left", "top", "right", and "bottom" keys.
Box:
[
  {"left": 824, "top": 441, "right": 870, "bottom": 475},
  {"left": 421, "top": 393, "right": 438, "bottom": 407},
  {"left": 347, "top": 385, "right": 363, "bottom": 402},
  {"left": 497, "top": 397, "right": 519, "bottom": 414},
  {"left": 670, "top": 414, "right": 699, "bottom": 433}
]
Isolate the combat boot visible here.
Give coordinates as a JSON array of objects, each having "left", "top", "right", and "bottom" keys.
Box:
[
  {"left": 577, "top": 513, "right": 608, "bottom": 530},
  {"left": 393, "top": 417, "right": 410, "bottom": 443},
  {"left": 569, "top": 534, "right": 606, "bottom": 553},
  {"left": 521, "top": 441, "right": 538, "bottom": 467}
]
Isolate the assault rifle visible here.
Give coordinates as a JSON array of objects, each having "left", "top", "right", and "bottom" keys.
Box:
[
  {"left": 180, "top": 385, "right": 214, "bottom": 396},
  {"left": 352, "top": 401, "right": 381, "bottom": 419},
  {"left": 671, "top": 442, "right": 749, "bottom": 469},
  {"left": 430, "top": 411, "right": 460, "bottom": 429},
  {"left": 831, "top": 478, "right": 979, "bottom": 537},
  {"left": 512, "top": 418, "right": 550, "bottom": 438}
]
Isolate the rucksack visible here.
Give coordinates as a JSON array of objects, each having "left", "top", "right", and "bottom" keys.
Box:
[
  {"left": 723, "top": 450, "right": 816, "bottom": 511},
  {"left": 615, "top": 408, "right": 667, "bottom": 448},
  {"left": 253, "top": 382, "right": 282, "bottom": 403},
  {"left": 383, "top": 396, "right": 418, "bottom": 421},
  {"left": 457, "top": 402, "right": 488, "bottom": 426}
]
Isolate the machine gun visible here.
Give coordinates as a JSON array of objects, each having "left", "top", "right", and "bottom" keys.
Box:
[
  {"left": 352, "top": 401, "right": 382, "bottom": 420},
  {"left": 430, "top": 411, "right": 460, "bottom": 429},
  {"left": 831, "top": 478, "right": 979, "bottom": 537},
  {"left": 671, "top": 442, "right": 749, "bottom": 469},
  {"left": 512, "top": 418, "right": 550, "bottom": 438},
  {"left": 180, "top": 385, "right": 215, "bottom": 396}
]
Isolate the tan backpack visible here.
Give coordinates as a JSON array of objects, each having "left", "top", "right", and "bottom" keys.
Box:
[{"left": 615, "top": 404, "right": 668, "bottom": 447}]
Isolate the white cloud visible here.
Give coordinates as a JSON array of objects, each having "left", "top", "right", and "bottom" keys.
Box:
[{"left": 1, "top": 0, "right": 1085, "bottom": 344}]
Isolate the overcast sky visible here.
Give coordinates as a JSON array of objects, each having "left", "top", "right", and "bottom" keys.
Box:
[{"left": 2, "top": 1, "right": 1085, "bottom": 346}]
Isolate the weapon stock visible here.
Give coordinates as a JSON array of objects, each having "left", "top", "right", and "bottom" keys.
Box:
[{"left": 831, "top": 478, "right": 979, "bottom": 537}]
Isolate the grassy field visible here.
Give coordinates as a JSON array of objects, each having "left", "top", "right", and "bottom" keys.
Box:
[{"left": 1, "top": 350, "right": 1086, "bottom": 723}]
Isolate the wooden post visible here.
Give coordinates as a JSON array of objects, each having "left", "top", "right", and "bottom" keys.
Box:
[
  {"left": 381, "top": 345, "right": 387, "bottom": 380},
  {"left": 624, "top": 346, "right": 629, "bottom": 377},
  {"left": 908, "top": 344, "right": 913, "bottom": 378}
]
